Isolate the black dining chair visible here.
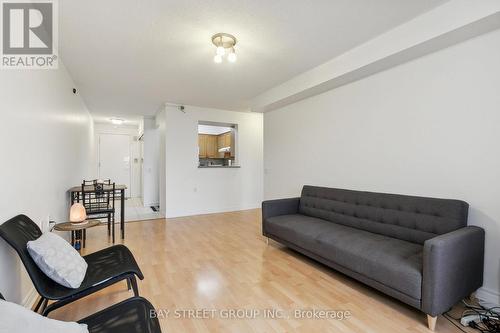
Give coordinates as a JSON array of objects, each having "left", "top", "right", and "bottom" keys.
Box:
[
  {"left": 0, "top": 214, "right": 144, "bottom": 316},
  {"left": 0, "top": 293, "right": 161, "bottom": 333},
  {"left": 81, "top": 179, "right": 116, "bottom": 242}
]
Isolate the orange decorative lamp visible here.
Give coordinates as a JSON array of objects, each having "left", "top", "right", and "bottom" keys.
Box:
[{"left": 70, "top": 203, "right": 87, "bottom": 225}]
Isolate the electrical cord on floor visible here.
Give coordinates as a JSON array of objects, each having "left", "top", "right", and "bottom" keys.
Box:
[
  {"left": 451, "top": 299, "right": 500, "bottom": 333},
  {"left": 466, "top": 310, "right": 500, "bottom": 333},
  {"left": 443, "top": 313, "right": 469, "bottom": 333}
]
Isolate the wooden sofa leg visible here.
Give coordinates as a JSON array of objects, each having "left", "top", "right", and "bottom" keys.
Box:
[
  {"left": 266, "top": 237, "right": 269, "bottom": 245},
  {"left": 427, "top": 315, "right": 437, "bottom": 331}
]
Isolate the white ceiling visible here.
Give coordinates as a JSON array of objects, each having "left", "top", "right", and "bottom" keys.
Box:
[
  {"left": 91, "top": 114, "right": 143, "bottom": 126},
  {"left": 60, "top": 0, "right": 448, "bottom": 117}
]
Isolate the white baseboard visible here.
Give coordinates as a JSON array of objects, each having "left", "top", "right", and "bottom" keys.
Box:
[
  {"left": 476, "top": 287, "right": 500, "bottom": 307},
  {"left": 166, "top": 203, "right": 260, "bottom": 218},
  {"left": 22, "top": 287, "right": 38, "bottom": 309}
]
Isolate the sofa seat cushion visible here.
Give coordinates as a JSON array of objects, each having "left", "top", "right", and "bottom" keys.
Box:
[
  {"left": 265, "top": 214, "right": 423, "bottom": 300},
  {"left": 316, "top": 225, "right": 423, "bottom": 299},
  {"left": 265, "top": 214, "right": 337, "bottom": 250}
]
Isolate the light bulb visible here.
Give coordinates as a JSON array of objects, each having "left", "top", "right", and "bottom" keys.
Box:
[
  {"left": 216, "top": 46, "right": 225, "bottom": 56},
  {"left": 213, "top": 54, "right": 222, "bottom": 63},
  {"left": 228, "top": 51, "right": 237, "bottom": 63}
]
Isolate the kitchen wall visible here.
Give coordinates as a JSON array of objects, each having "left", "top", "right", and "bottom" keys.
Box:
[
  {"left": 264, "top": 29, "right": 500, "bottom": 305},
  {"left": 161, "top": 105, "right": 263, "bottom": 217},
  {"left": 0, "top": 63, "right": 95, "bottom": 305}
]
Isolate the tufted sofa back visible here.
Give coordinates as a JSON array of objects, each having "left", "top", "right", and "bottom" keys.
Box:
[{"left": 299, "top": 186, "right": 468, "bottom": 244}]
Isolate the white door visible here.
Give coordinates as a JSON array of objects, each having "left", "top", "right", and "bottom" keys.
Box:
[{"left": 99, "top": 134, "right": 131, "bottom": 197}]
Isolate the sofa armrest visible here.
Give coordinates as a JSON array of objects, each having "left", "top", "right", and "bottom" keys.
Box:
[
  {"left": 262, "top": 198, "right": 300, "bottom": 220},
  {"left": 262, "top": 198, "right": 300, "bottom": 235},
  {"left": 422, "top": 226, "right": 484, "bottom": 316}
]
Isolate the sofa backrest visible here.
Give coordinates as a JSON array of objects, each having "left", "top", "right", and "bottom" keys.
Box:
[{"left": 299, "top": 186, "right": 468, "bottom": 244}]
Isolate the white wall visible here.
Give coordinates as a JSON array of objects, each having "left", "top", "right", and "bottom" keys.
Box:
[
  {"left": 162, "top": 105, "right": 263, "bottom": 217},
  {"left": 0, "top": 64, "right": 95, "bottom": 305},
  {"left": 142, "top": 117, "right": 160, "bottom": 207},
  {"left": 93, "top": 123, "right": 141, "bottom": 198},
  {"left": 264, "top": 29, "right": 500, "bottom": 304},
  {"left": 156, "top": 109, "right": 167, "bottom": 216}
]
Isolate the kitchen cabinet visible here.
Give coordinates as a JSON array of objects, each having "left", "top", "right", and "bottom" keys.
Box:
[
  {"left": 200, "top": 132, "right": 234, "bottom": 159},
  {"left": 199, "top": 134, "right": 218, "bottom": 158},
  {"left": 217, "top": 132, "right": 231, "bottom": 148},
  {"left": 217, "top": 135, "right": 225, "bottom": 158},
  {"left": 224, "top": 132, "right": 232, "bottom": 147},
  {"left": 216, "top": 132, "right": 233, "bottom": 158},
  {"left": 198, "top": 134, "right": 207, "bottom": 157},
  {"left": 226, "top": 132, "right": 234, "bottom": 157},
  {"left": 206, "top": 135, "right": 218, "bottom": 158},
  {"left": 217, "top": 135, "right": 224, "bottom": 148}
]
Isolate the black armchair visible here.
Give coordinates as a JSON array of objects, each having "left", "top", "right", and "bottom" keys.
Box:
[
  {"left": 1, "top": 293, "right": 161, "bottom": 333},
  {"left": 0, "top": 214, "right": 144, "bottom": 316},
  {"left": 79, "top": 297, "right": 162, "bottom": 333}
]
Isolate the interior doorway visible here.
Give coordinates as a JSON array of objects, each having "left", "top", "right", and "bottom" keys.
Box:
[
  {"left": 98, "top": 134, "right": 131, "bottom": 198},
  {"left": 93, "top": 117, "right": 163, "bottom": 222}
]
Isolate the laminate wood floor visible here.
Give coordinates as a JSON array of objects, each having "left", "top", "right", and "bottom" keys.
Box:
[{"left": 52, "top": 209, "right": 471, "bottom": 333}]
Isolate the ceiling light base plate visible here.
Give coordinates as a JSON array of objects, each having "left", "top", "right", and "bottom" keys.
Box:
[{"left": 211, "top": 33, "right": 237, "bottom": 48}]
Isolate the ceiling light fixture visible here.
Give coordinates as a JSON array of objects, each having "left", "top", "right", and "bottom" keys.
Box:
[
  {"left": 110, "top": 118, "right": 124, "bottom": 125},
  {"left": 211, "top": 33, "right": 237, "bottom": 64},
  {"left": 227, "top": 47, "right": 237, "bottom": 63},
  {"left": 213, "top": 54, "right": 223, "bottom": 63}
]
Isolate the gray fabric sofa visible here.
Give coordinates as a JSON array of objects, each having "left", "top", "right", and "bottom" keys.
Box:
[{"left": 262, "top": 185, "right": 485, "bottom": 330}]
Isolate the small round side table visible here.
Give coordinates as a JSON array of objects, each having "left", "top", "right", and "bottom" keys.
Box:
[{"left": 53, "top": 220, "right": 101, "bottom": 250}]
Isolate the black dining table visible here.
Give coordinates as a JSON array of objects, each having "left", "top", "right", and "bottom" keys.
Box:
[{"left": 68, "top": 184, "right": 127, "bottom": 240}]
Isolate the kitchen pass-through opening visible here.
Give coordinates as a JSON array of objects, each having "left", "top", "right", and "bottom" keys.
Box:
[{"left": 198, "top": 121, "right": 238, "bottom": 168}]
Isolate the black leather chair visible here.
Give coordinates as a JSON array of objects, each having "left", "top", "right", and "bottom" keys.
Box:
[
  {"left": 0, "top": 293, "right": 161, "bottom": 333},
  {"left": 78, "top": 296, "right": 162, "bottom": 333},
  {"left": 0, "top": 214, "right": 144, "bottom": 316}
]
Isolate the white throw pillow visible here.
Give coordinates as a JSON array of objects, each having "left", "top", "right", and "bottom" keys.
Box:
[
  {"left": 27, "top": 232, "right": 88, "bottom": 289},
  {"left": 0, "top": 299, "right": 88, "bottom": 333}
]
